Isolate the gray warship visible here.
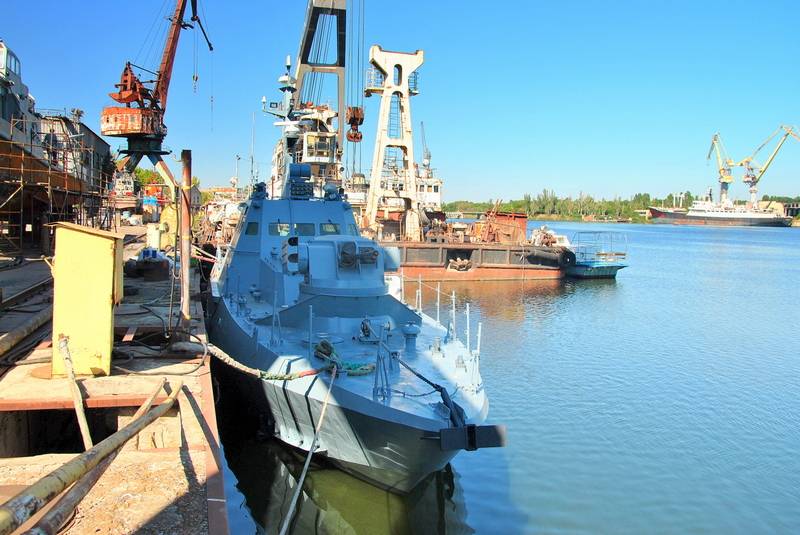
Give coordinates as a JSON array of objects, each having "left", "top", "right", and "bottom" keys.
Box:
[{"left": 207, "top": 0, "right": 503, "bottom": 493}]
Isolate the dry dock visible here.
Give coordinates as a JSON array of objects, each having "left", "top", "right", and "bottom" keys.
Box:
[{"left": 0, "top": 231, "right": 228, "bottom": 534}]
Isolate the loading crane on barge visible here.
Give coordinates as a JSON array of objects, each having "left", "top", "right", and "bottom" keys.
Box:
[{"left": 100, "top": 0, "right": 212, "bottom": 187}]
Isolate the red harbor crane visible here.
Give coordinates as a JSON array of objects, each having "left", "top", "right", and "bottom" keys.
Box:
[{"left": 100, "top": 0, "right": 212, "bottom": 183}]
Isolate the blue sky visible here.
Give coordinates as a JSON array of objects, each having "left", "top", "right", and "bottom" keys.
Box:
[{"left": 4, "top": 0, "right": 799, "bottom": 201}]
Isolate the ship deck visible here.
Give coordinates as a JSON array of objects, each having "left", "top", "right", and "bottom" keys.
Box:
[{"left": 219, "top": 293, "right": 485, "bottom": 425}]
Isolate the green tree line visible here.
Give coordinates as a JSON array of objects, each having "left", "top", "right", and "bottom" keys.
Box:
[
  {"left": 762, "top": 194, "right": 800, "bottom": 203},
  {"left": 442, "top": 190, "right": 698, "bottom": 221}
]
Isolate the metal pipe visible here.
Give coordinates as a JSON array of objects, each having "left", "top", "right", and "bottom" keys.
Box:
[
  {"left": 451, "top": 291, "right": 456, "bottom": 341},
  {"left": 0, "top": 306, "right": 52, "bottom": 358},
  {"left": 0, "top": 381, "right": 182, "bottom": 535},
  {"left": 271, "top": 290, "right": 278, "bottom": 346},
  {"left": 308, "top": 305, "right": 313, "bottom": 361},
  {"left": 58, "top": 335, "right": 93, "bottom": 451},
  {"left": 436, "top": 282, "right": 441, "bottom": 324},
  {"left": 179, "top": 150, "right": 192, "bottom": 337},
  {"left": 465, "top": 303, "right": 470, "bottom": 354},
  {"left": 417, "top": 274, "right": 422, "bottom": 311},
  {"left": 22, "top": 379, "right": 167, "bottom": 535}
]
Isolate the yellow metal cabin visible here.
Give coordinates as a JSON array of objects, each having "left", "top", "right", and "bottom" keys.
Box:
[{"left": 51, "top": 223, "right": 125, "bottom": 377}]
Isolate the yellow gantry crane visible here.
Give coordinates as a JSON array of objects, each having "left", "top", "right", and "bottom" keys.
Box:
[
  {"left": 707, "top": 133, "right": 736, "bottom": 204},
  {"left": 735, "top": 125, "right": 796, "bottom": 205}
]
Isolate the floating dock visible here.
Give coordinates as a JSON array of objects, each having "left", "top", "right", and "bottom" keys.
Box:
[{"left": 0, "top": 230, "right": 228, "bottom": 534}]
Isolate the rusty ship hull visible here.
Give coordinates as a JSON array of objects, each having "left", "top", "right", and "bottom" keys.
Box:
[{"left": 384, "top": 241, "right": 573, "bottom": 281}]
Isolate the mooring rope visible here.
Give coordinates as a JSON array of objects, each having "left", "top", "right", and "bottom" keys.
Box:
[
  {"left": 207, "top": 340, "right": 374, "bottom": 380},
  {"left": 207, "top": 343, "right": 332, "bottom": 380},
  {"left": 313, "top": 339, "right": 376, "bottom": 376},
  {"left": 278, "top": 366, "right": 338, "bottom": 535}
]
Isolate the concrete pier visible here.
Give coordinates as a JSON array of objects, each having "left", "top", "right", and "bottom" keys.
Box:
[{"left": 0, "top": 231, "right": 228, "bottom": 534}]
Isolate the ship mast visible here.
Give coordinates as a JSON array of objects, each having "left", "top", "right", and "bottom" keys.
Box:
[{"left": 265, "top": 0, "right": 364, "bottom": 198}]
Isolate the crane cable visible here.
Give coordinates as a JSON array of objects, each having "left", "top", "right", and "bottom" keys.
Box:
[
  {"left": 134, "top": 0, "right": 171, "bottom": 69},
  {"left": 345, "top": 0, "right": 365, "bottom": 177},
  {"left": 200, "top": 0, "right": 215, "bottom": 131},
  {"left": 192, "top": 25, "right": 199, "bottom": 92},
  {"left": 358, "top": 0, "right": 365, "bottom": 174},
  {"left": 277, "top": 366, "right": 338, "bottom": 535}
]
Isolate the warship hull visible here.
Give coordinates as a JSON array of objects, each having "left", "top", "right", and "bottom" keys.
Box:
[
  {"left": 209, "top": 299, "right": 489, "bottom": 493},
  {"left": 649, "top": 207, "right": 791, "bottom": 227}
]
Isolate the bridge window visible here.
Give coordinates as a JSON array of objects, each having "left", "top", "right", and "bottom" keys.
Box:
[
  {"left": 320, "top": 223, "right": 340, "bottom": 235},
  {"left": 6, "top": 53, "right": 20, "bottom": 76},
  {"left": 393, "top": 64, "right": 402, "bottom": 85},
  {"left": 294, "top": 223, "right": 315, "bottom": 236},
  {"left": 245, "top": 222, "right": 259, "bottom": 235},
  {"left": 268, "top": 223, "right": 290, "bottom": 236}
]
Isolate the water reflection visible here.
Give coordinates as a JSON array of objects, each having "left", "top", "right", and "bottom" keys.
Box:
[
  {"left": 222, "top": 434, "right": 473, "bottom": 535},
  {"left": 408, "top": 279, "right": 570, "bottom": 323}
]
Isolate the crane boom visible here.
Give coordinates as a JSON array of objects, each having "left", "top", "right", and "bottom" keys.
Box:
[
  {"left": 753, "top": 129, "right": 791, "bottom": 184},
  {"left": 100, "top": 0, "right": 212, "bottom": 185},
  {"left": 782, "top": 124, "right": 800, "bottom": 143},
  {"left": 153, "top": 0, "right": 190, "bottom": 112},
  {"left": 420, "top": 121, "right": 431, "bottom": 168},
  {"left": 736, "top": 125, "right": 795, "bottom": 206},
  {"left": 154, "top": 0, "right": 213, "bottom": 111}
]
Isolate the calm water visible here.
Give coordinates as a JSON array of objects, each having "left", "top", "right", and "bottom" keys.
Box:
[{"left": 220, "top": 222, "right": 800, "bottom": 534}]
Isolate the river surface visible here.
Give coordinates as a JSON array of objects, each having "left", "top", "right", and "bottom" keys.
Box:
[{"left": 218, "top": 222, "right": 800, "bottom": 534}]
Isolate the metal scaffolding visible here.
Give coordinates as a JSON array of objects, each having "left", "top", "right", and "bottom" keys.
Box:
[{"left": 0, "top": 111, "right": 113, "bottom": 253}]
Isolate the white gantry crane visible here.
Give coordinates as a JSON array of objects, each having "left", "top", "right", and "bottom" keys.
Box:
[{"left": 363, "top": 46, "right": 425, "bottom": 241}]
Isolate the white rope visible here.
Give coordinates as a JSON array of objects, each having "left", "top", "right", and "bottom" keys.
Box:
[{"left": 278, "top": 367, "right": 338, "bottom": 535}]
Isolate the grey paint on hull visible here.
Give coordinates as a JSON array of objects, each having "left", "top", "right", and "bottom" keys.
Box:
[{"left": 210, "top": 295, "right": 487, "bottom": 493}]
